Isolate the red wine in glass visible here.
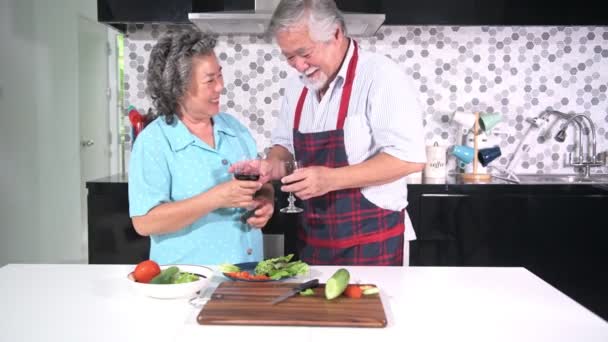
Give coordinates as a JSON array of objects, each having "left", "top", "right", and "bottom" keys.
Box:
[
  {"left": 233, "top": 158, "right": 261, "bottom": 181},
  {"left": 234, "top": 173, "right": 260, "bottom": 181}
]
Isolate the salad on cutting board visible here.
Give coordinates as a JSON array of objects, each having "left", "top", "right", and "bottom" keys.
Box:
[{"left": 219, "top": 254, "right": 309, "bottom": 281}]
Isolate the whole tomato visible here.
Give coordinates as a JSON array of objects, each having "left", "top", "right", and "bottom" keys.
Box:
[{"left": 133, "top": 260, "right": 161, "bottom": 283}]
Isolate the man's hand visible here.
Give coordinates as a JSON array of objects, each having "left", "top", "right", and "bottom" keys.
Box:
[{"left": 280, "top": 166, "right": 335, "bottom": 200}]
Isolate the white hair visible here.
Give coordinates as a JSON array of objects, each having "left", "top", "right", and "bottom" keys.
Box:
[{"left": 267, "top": 0, "right": 346, "bottom": 42}]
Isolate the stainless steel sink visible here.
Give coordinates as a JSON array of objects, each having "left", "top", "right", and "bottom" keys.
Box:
[{"left": 513, "top": 173, "right": 608, "bottom": 184}]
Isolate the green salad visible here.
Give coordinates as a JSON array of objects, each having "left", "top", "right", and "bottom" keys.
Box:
[
  {"left": 219, "top": 254, "right": 309, "bottom": 280},
  {"left": 149, "top": 266, "right": 199, "bottom": 284}
]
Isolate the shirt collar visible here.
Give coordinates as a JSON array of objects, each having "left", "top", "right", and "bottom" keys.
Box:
[
  {"left": 334, "top": 38, "right": 355, "bottom": 84},
  {"left": 162, "top": 113, "right": 237, "bottom": 152},
  {"left": 213, "top": 114, "right": 237, "bottom": 137}
]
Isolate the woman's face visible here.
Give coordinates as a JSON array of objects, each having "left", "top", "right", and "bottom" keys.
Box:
[{"left": 180, "top": 53, "right": 224, "bottom": 119}]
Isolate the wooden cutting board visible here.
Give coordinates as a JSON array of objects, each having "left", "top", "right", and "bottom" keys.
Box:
[{"left": 197, "top": 281, "right": 387, "bottom": 328}]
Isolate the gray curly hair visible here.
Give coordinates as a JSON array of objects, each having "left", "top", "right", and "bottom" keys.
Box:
[
  {"left": 267, "top": 0, "right": 346, "bottom": 42},
  {"left": 146, "top": 27, "right": 217, "bottom": 124}
]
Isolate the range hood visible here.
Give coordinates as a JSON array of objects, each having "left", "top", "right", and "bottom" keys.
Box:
[{"left": 189, "top": 0, "right": 385, "bottom": 37}]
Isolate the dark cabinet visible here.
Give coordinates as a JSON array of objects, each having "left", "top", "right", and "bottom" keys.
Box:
[
  {"left": 409, "top": 193, "right": 473, "bottom": 266},
  {"left": 338, "top": 0, "right": 608, "bottom": 25},
  {"left": 98, "top": 0, "right": 193, "bottom": 24},
  {"left": 98, "top": 0, "right": 608, "bottom": 28},
  {"left": 408, "top": 184, "right": 608, "bottom": 320},
  {"left": 87, "top": 177, "right": 150, "bottom": 264},
  {"left": 498, "top": 193, "right": 608, "bottom": 322}
]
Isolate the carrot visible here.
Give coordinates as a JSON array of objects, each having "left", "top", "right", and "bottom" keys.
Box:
[
  {"left": 343, "top": 285, "right": 363, "bottom": 299},
  {"left": 226, "top": 270, "right": 270, "bottom": 280},
  {"left": 251, "top": 274, "right": 270, "bottom": 280}
]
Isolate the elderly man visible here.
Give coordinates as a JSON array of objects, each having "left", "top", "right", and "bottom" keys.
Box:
[{"left": 266, "top": 0, "right": 426, "bottom": 265}]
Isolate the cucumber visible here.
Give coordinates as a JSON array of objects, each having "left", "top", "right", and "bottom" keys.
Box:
[
  {"left": 324, "top": 268, "right": 350, "bottom": 300},
  {"left": 149, "top": 266, "right": 179, "bottom": 284}
]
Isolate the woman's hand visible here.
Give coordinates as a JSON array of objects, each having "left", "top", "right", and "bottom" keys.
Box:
[
  {"left": 244, "top": 197, "right": 274, "bottom": 229},
  {"left": 212, "top": 179, "right": 261, "bottom": 209}
]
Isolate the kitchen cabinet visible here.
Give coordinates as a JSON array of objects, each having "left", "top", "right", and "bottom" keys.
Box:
[
  {"left": 98, "top": 0, "right": 193, "bottom": 24},
  {"left": 340, "top": 0, "right": 608, "bottom": 25},
  {"left": 408, "top": 183, "right": 608, "bottom": 321},
  {"left": 493, "top": 193, "right": 608, "bottom": 323},
  {"left": 97, "top": 0, "right": 608, "bottom": 30},
  {"left": 87, "top": 175, "right": 149, "bottom": 264}
]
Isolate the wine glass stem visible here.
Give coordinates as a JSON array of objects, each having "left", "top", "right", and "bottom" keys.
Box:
[{"left": 288, "top": 192, "right": 296, "bottom": 207}]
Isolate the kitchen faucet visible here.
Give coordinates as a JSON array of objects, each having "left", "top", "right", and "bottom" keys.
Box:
[
  {"left": 525, "top": 109, "right": 584, "bottom": 160},
  {"left": 503, "top": 109, "right": 596, "bottom": 178},
  {"left": 488, "top": 109, "right": 606, "bottom": 182},
  {"left": 553, "top": 113, "right": 605, "bottom": 179}
]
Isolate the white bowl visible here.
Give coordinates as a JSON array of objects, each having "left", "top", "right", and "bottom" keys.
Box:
[{"left": 127, "top": 264, "right": 213, "bottom": 299}]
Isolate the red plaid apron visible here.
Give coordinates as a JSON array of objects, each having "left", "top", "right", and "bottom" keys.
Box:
[{"left": 293, "top": 41, "right": 405, "bottom": 266}]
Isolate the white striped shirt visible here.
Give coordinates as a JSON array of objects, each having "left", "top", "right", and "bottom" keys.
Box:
[{"left": 271, "top": 39, "right": 426, "bottom": 240}]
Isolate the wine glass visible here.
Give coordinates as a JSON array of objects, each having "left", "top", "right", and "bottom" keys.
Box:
[
  {"left": 233, "top": 157, "right": 261, "bottom": 181},
  {"left": 233, "top": 156, "right": 262, "bottom": 223},
  {"left": 280, "top": 160, "right": 304, "bottom": 214}
]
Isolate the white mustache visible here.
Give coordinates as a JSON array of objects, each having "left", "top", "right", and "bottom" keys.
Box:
[{"left": 303, "top": 67, "right": 318, "bottom": 77}]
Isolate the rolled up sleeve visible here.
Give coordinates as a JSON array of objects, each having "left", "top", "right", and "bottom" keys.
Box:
[
  {"left": 368, "top": 67, "right": 426, "bottom": 164},
  {"left": 270, "top": 80, "right": 298, "bottom": 155}
]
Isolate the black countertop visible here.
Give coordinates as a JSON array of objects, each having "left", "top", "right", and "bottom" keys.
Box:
[
  {"left": 87, "top": 173, "right": 608, "bottom": 190},
  {"left": 84, "top": 173, "right": 521, "bottom": 185},
  {"left": 88, "top": 174, "right": 129, "bottom": 184}
]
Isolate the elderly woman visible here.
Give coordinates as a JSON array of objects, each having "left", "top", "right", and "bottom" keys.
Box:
[{"left": 128, "top": 28, "right": 274, "bottom": 265}]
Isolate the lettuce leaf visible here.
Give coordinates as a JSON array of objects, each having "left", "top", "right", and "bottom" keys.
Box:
[
  {"left": 254, "top": 254, "right": 309, "bottom": 279},
  {"left": 219, "top": 263, "right": 241, "bottom": 273}
]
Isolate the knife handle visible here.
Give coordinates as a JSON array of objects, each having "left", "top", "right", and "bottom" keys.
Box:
[{"left": 296, "top": 278, "right": 319, "bottom": 291}]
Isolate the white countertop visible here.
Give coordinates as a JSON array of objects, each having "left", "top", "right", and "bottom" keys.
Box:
[{"left": 1, "top": 264, "right": 606, "bottom": 342}]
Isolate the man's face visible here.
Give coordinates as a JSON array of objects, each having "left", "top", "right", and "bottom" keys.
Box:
[{"left": 276, "top": 25, "right": 339, "bottom": 91}]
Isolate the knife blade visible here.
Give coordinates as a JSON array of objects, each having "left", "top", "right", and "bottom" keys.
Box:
[{"left": 270, "top": 278, "right": 319, "bottom": 305}]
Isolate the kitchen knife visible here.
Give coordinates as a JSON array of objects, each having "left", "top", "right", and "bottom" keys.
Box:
[{"left": 270, "top": 278, "right": 319, "bottom": 305}]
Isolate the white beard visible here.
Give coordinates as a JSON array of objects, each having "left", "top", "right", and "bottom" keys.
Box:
[{"left": 300, "top": 67, "right": 329, "bottom": 91}]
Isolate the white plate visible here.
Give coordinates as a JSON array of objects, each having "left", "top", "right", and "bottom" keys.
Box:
[{"left": 127, "top": 264, "right": 213, "bottom": 299}]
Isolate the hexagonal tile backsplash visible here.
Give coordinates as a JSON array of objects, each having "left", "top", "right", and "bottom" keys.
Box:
[{"left": 124, "top": 24, "right": 608, "bottom": 175}]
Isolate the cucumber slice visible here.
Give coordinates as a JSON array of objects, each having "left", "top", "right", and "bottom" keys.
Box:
[
  {"left": 363, "top": 287, "right": 380, "bottom": 295},
  {"left": 324, "top": 268, "right": 350, "bottom": 300}
]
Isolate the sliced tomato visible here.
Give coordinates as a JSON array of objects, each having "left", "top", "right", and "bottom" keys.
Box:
[{"left": 343, "top": 285, "right": 363, "bottom": 299}]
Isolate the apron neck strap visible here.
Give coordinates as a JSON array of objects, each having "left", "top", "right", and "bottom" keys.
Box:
[
  {"left": 336, "top": 40, "right": 358, "bottom": 130},
  {"left": 294, "top": 39, "right": 359, "bottom": 131}
]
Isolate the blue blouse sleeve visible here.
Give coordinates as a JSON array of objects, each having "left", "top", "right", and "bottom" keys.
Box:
[{"left": 128, "top": 127, "right": 172, "bottom": 217}]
